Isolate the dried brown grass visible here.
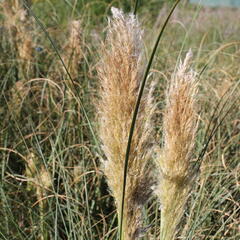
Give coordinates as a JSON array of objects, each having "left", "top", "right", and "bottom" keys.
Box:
[
  {"left": 2, "top": 0, "right": 33, "bottom": 69},
  {"left": 97, "top": 7, "right": 155, "bottom": 240}
]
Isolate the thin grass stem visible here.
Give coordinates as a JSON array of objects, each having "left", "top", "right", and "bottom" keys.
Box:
[{"left": 133, "top": 0, "right": 140, "bottom": 15}]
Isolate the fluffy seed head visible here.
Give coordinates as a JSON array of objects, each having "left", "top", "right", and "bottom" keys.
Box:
[
  {"left": 2, "top": 1, "right": 33, "bottom": 64},
  {"left": 97, "top": 7, "right": 155, "bottom": 240},
  {"left": 156, "top": 51, "right": 198, "bottom": 240},
  {"left": 63, "top": 20, "right": 83, "bottom": 79},
  {"left": 160, "top": 50, "right": 198, "bottom": 182}
]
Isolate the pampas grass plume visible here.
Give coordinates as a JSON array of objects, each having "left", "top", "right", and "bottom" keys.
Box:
[
  {"left": 156, "top": 51, "right": 198, "bottom": 240},
  {"left": 25, "top": 151, "right": 51, "bottom": 240},
  {"left": 2, "top": 0, "right": 33, "bottom": 72},
  {"left": 63, "top": 20, "right": 83, "bottom": 79},
  {"left": 97, "top": 7, "right": 155, "bottom": 240}
]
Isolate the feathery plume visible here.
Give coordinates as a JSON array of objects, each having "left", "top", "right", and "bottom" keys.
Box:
[
  {"left": 2, "top": 0, "right": 33, "bottom": 70},
  {"left": 25, "top": 151, "right": 51, "bottom": 240},
  {"left": 97, "top": 7, "right": 155, "bottom": 240},
  {"left": 156, "top": 51, "right": 198, "bottom": 240},
  {"left": 63, "top": 20, "right": 83, "bottom": 79}
]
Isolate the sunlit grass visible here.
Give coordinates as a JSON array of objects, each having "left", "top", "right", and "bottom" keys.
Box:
[{"left": 0, "top": 1, "right": 239, "bottom": 239}]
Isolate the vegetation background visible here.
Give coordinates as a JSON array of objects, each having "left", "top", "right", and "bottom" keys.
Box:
[{"left": 0, "top": 0, "right": 239, "bottom": 239}]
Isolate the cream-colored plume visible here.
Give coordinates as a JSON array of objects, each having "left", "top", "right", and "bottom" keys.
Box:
[
  {"left": 2, "top": 0, "right": 33, "bottom": 69},
  {"left": 156, "top": 51, "right": 198, "bottom": 240},
  {"left": 25, "top": 151, "right": 51, "bottom": 240},
  {"left": 97, "top": 7, "right": 155, "bottom": 240},
  {"left": 63, "top": 20, "right": 83, "bottom": 79}
]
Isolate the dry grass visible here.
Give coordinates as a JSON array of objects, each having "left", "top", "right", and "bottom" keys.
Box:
[
  {"left": 0, "top": 2, "right": 239, "bottom": 239},
  {"left": 2, "top": 0, "right": 34, "bottom": 74},
  {"left": 155, "top": 51, "right": 199, "bottom": 240},
  {"left": 97, "top": 7, "right": 155, "bottom": 240}
]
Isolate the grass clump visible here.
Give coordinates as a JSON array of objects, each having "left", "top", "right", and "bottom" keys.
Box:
[{"left": 0, "top": 1, "right": 239, "bottom": 240}]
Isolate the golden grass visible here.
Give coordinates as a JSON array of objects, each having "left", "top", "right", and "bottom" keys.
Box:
[{"left": 97, "top": 7, "right": 155, "bottom": 240}]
